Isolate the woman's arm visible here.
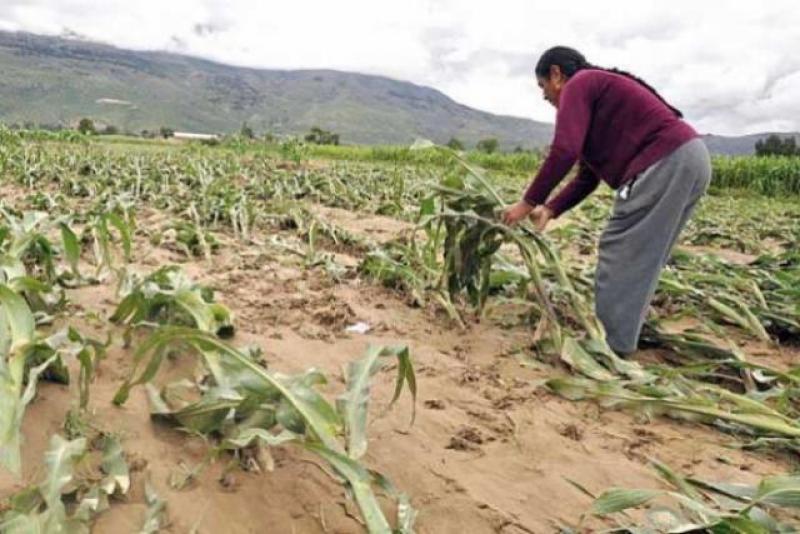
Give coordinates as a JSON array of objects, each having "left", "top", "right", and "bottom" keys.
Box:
[
  {"left": 523, "top": 75, "right": 595, "bottom": 207},
  {"left": 545, "top": 161, "right": 601, "bottom": 217}
]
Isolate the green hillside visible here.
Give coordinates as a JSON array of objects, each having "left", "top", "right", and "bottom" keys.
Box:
[{"left": 0, "top": 31, "right": 553, "bottom": 149}]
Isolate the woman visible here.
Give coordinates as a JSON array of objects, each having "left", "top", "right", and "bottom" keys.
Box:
[{"left": 502, "top": 46, "right": 711, "bottom": 356}]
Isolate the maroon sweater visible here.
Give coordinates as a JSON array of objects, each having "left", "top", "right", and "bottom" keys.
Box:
[{"left": 523, "top": 69, "right": 698, "bottom": 217}]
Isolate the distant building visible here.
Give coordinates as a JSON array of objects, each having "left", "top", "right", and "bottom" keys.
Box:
[
  {"left": 173, "top": 132, "right": 220, "bottom": 141},
  {"left": 96, "top": 98, "right": 133, "bottom": 106}
]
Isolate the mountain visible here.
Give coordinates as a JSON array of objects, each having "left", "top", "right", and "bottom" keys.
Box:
[
  {"left": 1, "top": 31, "right": 795, "bottom": 155},
  {"left": 0, "top": 31, "right": 552, "bottom": 149},
  {"left": 701, "top": 133, "right": 800, "bottom": 156}
]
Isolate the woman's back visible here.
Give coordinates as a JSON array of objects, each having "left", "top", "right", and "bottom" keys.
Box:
[{"left": 557, "top": 68, "right": 697, "bottom": 185}]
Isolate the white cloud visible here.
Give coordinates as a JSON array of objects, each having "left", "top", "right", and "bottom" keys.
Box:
[{"left": 1, "top": 0, "right": 798, "bottom": 135}]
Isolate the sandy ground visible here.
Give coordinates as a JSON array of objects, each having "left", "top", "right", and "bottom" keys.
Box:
[{"left": 1, "top": 185, "right": 797, "bottom": 533}]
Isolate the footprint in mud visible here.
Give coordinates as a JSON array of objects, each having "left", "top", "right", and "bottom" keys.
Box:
[
  {"left": 558, "top": 423, "right": 584, "bottom": 441},
  {"left": 459, "top": 366, "right": 483, "bottom": 384},
  {"left": 446, "top": 425, "right": 485, "bottom": 451},
  {"left": 310, "top": 298, "right": 355, "bottom": 329},
  {"left": 295, "top": 322, "right": 334, "bottom": 342},
  {"left": 624, "top": 426, "right": 665, "bottom": 462},
  {"left": 466, "top": 409, "right": 515, "bottom": 441},
  {"left": 424, "top": 399, "right": 446, "bottom": 410}
]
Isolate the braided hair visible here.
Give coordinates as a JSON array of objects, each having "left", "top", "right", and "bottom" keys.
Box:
[{"left": 535, "top": 46, "right": 683, "bottom": 118}]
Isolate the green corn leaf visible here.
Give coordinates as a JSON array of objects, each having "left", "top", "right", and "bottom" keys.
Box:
[
  {"left": 105, "top": 212, "right": 133, "bottom": 262},
  {"left": 0, "top": 355, "right": 57, "bottom": 475},
  {"left": 0, "top": 284, "right": 35, "bottom": 360},
  {"left": 111, "top": 267, "right": 234, "bottom": 337},
  {"left": 59, "top": 222, "right": 81, "bottom": 277},
  {"left": 547, "top": 376, "right": 800, "bottom": 438},
  {"left": 645, "top": 507, "right": 699, "bottom": 532},
  {"left": 91, "top": 215, "right": 112, "bottom": 275},
  {"left": 337, "top": 345, "right": 415, "bottom": 459},
  {"left": 222, "top": 428, "right": 298, "bottom": 449},
  {"left": 651, "top": 460, "right": 703, "bottom": 501},
  {"left": 0, "top": 255, "right": 26, "bottom": 282},
  {"left": 114, "top": 327, "right": 344, "bottom": 453},
  {"left": 100, "top": 436, "right": 130, "bottom": 495},
  {"left": 73, "top": 335, "right": 107, "bottom": 410},
  {"left": 752, "top": 476, "right": 800, "bottom": 508},
  {"left": 306, "top": 443, "right": 393, "bottom": 534},
  {"left": 591, "top": 488, "right": 661, "bottom": 515},
  {"left": 560, "top": 337, "right": 615, "bottom": 381},
  {"left": 686, "top": 478, "right": 757, "bottom": 502},
  {"left": 0, "top": 434, "right": 88, "bottom": 533},
  {"left": 146, "top": 383, "right": 241, "bottom": 434},
  {"left": 706, "top": 295, "right": 772, "bottom": 343},
  {"left": 41, "top": 435, "right": 87, "bottom": 509},
  {"left": 710, "top": 516, "right": 774, "bottom": 533},
  {"left": 372, "top": 470, "right": 417, "bottom": 534},
  {"left": 730, "top": 297, "right": 771, "bottom": 343},
  {"left": 140, "top": 480, "right": 168, "bottom": 534}
]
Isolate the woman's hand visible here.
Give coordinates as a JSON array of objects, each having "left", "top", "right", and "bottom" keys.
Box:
[
  {"left": 529, "top": 205, "right": 554, "bottom": 232},
  {"left": 502, "top": 202, "right": 554, "bottom": 231},
  {"left": 502, "top": 200, "right": 534, "bottom": 226}
]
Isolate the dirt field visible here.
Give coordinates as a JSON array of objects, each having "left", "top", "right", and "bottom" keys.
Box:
[{"left": 1, "top": 175, "right": 797, "bottom": 534}]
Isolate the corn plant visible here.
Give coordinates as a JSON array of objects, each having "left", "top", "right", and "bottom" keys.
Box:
[
  {"left": 548, "top": 375, "right": 800, "bottom": 439},
  {"left": 360, "top": 241, "right": 437, "bottom": 311},
  {"left": 682, "top": 195, "right": 800, "bottom": 254},
  {"left": 0, "top": 209, "right": 62, "bottom": 282},
  {"left": 87, "top": 209, "right": 134, "bottom": 278},
  {"left": 0, "top": 434, "right": 131, "bottom": 532},
  {"left": 111, "top": 265, "right": 234, "bottom": 339},
  {"left": 4, "top": 130, "right": 799, "bottom": 470},
  {"left": 151, "top": 219, "right": 219, "bottom": 259},
  {"left": 0, "top": 284, "right": 55, "bottom": 474},
  {"left": 355, "top": 144, "right": 800, "bottom": 451},
  {"left": 389, "top": 148, "right": 641, "bottom": 377},
  {"left": 140, "top": 481, "right": 168, "bottom": 534},
  {"left": 113, "top": 327, "right": 416, "bottom": 533},
  {"left": 712, "top": 155, "right": 800, "bottom": 197},
  {"left": 0, "top": 285, "right": 109, "bottom": 474},
  {"left": 657, "top": 249, "right": 800, "bottom": 344},
  {"left": 574, "top": 460, "right": 800, "bottom": 533},
  {"left": 0, "top": 206, "right": 133, "bottom": 303}
]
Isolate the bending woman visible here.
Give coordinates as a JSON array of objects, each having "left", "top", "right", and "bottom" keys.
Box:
[{"left": 502, "top": 46, "right": 711, "bottom": 356}]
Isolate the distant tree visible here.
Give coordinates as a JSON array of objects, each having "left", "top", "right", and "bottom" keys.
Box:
[
  {"left": 77, "top": 118, "right": 96, "bottom": 135},
  {"left": 446, "top": 137, "right": 464, "bottom": 151},
  {"left": 755, "top": 134, "right": 799, "bottom": 156},
  {"left": 476, "top": 137, "right": 499, "bottom": 154},
  {"left": 784, "top": 137, "right": 798, "bottom": 155},
  {"left": 513, "top": 145, "right": 524, "bottom": 153},
  {"left": 240, "top": 122, "right": 255, "bottom": 139},
  {"left": 304, "top": 126, "right": 339, "bottom": 145},
  {"left": 159, "top": 127, "right": 175, "bottom": 139},
  {"left": 102, "top": 124, "right": 119, "bottom": 135}
]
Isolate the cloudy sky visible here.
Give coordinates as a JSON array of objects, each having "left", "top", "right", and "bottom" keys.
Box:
[{"left": 1, "top": 0, "right": 798, "bottom": 135}]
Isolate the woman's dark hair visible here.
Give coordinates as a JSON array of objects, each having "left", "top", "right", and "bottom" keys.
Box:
[{"left": 535, "top": 46, "right": 683, "bottom": 118}]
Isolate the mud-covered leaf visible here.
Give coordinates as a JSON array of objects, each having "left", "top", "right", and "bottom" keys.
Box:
[{"left": 100, "top": 436, "right": 130, "bottom": 495}]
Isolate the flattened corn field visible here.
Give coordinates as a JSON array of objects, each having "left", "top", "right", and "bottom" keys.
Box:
[{"left": 1, "top": 128, "right": 800, "bottom": 533}]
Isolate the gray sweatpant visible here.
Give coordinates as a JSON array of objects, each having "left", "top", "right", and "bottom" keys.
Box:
[{"left": 595, "top": 138, "right": 712, "bottom": 354}]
